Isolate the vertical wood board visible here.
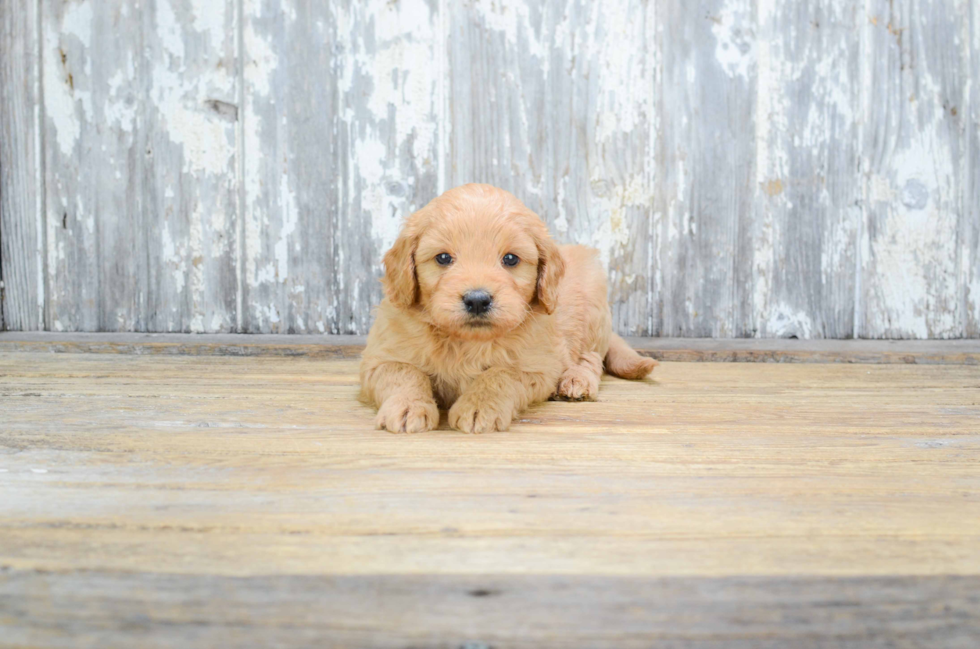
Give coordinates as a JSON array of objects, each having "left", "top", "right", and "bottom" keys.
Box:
[
  {"left": 859, "top": 0, "right": 971, "bottom": 339},
  {"left": 0, "top": 1, "right": 43, "bottom": 330},
  {"left": 448, "top": 0, "right": 657, "bottom": 335},
  {"left": 242, "top": 0, "right": 441, "bottom": 334},
  {"left": 0, "top": 0, "right": 976, "bottom": 337}
]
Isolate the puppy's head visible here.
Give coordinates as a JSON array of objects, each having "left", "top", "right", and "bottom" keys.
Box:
[{"left": 383, "top": 184, "right": 564, "bottom": 341}]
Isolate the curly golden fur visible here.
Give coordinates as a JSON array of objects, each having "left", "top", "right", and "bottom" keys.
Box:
[{"left": 360, "top": 184, "right": 657, "bottom": 433}]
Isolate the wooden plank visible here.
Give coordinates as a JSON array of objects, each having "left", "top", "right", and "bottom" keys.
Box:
[
  {"left": 0, "top": 1, "right": 43, "bottom": 331},
  {"left": 747, "top": 1, "right": 862, "bottom": 338},
  {"left": 1, "top": 332, "right": 979, "bottom": 364},
  {"left": 447, "top": 0, "right": 656, "bottom": 335},
  {"left": 0, "top": 354, "right": 978, "bottom": 577},
  {"left": 0, "top": 354, "right": 978, "bottom": 644},
  {"left": 1, "top": 572, "right": 977, "bottom": 648},
  {"left": 41, "top": 1, "right": 141, "bottom": 332},
  {"left": 657, "top": 0, "right": 756, "bottom": 337},
  {"left": 142, "top": 0, "right": 239, "bottom": 332},
  {"left": 9, "top": 0, "right": 976, "bottom": 340},
  {"left": 242, "top": 0, "right": 441, "bottom": 335},
  {"left": 860, "top": 0, "right": 971, "bottom": 338},
  {"left": 40, "top": 1, "right": 238, "bottom": 333},
  {"left": 966, "top": 1, "right": 979, "bottom": 338}
]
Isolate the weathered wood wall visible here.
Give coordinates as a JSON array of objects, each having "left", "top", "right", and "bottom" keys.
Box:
[{"left": 0, "top": 0, "right": 977, "bottom": 337}]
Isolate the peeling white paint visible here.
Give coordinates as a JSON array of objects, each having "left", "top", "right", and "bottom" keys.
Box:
[
  {"left": 17, "top": 0, "right": 972, "bottom": 338},
  {"left": 243, "top": 1, "right": 278, "bottom": 97},
  {"left": 767, "top": 304, "right": 814, "bottom": 339},
  {"left": 589, "top": 175, "right": 652, "bottom": 272},
  {"left": 103, "top": 67, "right": 137, "bottom": 132},
  {"left": 150, "top": 0, "right": 235, "bottom": 175},
  {"left": 44, "top": 2, "right": 94, "bottom": 156},
  {"left": 712, "top": 1, "right": 756, "bottom": 79},
  {"left": 868, "top": 128, "right": 959, "bottom": 337},
  {"left": 335, "top": 0, "right": 441, "bottom": 259},
  {"left": 191, "top": 1, "right": 227, "bottom": 48},
  {"left": 160, "top": 223, "right": 187, "bottom": 295},
  {"left": 473, "top": 0, "right": 549, "bottom": 70},
  {"left": 275, "top": 172, "right": 298, "bottom": 281}
]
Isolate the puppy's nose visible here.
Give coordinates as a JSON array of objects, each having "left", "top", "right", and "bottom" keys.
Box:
[{"left": 462, "top": 289, "right": 493, "bottom": 316}]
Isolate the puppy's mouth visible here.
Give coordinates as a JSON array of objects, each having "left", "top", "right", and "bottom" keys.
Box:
[{"left": 464, "top": 319, "right": 493, "bottom": 328}]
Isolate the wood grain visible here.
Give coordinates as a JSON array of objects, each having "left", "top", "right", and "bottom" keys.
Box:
[
  {"left": 657, "top": 0, "right": 755, "bottom": 337},
  {"left": 1, "top": 332, "right": 979, "bottom": 363},
  {"left": 2, "top": 573, "right": 978, "bottom": 648},
  {"left": 2, "top": 0, "right": 978, "bottom": 337},
  {"left": 860, "top": 0, "right": 972, "bottom": 338},
  {"left": 967, "top": 0, "right": 980, "bottom": 338},
  {"left": 242, "top": 0, "right": 441, "bottom": 334},
  {"left": 747, "top": 0, "right": 862, "bottom": 339},
  {"left": 448, "top": 0, "right": 657, "bottom": 335},
  {"left": 142, "top": 0, "right": 240, "bottom": 333},
  {"left": 42, "top": 0, "right": 139, "bottom": 332},
  {"left": 0, "top": 0, "right": 42, "bottom": 331},
  {"left": 0, "top": 352, "right": 978, "bottom": 645}
]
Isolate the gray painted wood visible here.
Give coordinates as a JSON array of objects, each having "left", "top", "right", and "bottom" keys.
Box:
[
  {"left": 745, "top": 1, "right": 862, "bottom": 339},
  {"left": 657, "top": 0, "right": 755, "bottom": 338},
  {"left": 860, "top": 0, "right": 972, "bottom": 339},
  {"left": 1, "top": 0, "right": 977, "bottom": 337},
  {"left": 448, "top": 0, "right": 656, "bottom": 336},
  {"left": 967, "top": 0, "right": 979, "bottom": 338},
  {"left": 40, "top": 0, "right": 238, "bottom": 333},
  {"left": 2, "top": 331, "right": 979, "bottom": 364},
  {"left": 2, "top": 571, "right": 978, "bottom": 648},
  {"left": 142, "top": 0, "right": 240, "bottom": 333},
  {"left": 42, "top": 0, "right": 140, "bottom": 332},
  {"left": 243, "top": 0, "right": 441, "bottom": 334},
  {"left": 0, "top": 1, "right": 42, "bottom": 331}
]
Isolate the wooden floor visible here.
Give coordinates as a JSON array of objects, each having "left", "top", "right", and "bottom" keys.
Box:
[{"left": 1, "top": 349, "right": 979, "bottom": 647}]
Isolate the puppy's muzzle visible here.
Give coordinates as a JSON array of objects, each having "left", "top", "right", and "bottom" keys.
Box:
[{"left": 462, "top": 289, "right": 493, "bottom": 317}]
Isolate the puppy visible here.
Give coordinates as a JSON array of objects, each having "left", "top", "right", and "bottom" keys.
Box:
[{"left": 360, "top": 184, "right": 657, "bottom": 433}]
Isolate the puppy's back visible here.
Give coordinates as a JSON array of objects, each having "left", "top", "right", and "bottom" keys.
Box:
[{"left": 554, "top": 245, "right": 612, "bottom": 360}]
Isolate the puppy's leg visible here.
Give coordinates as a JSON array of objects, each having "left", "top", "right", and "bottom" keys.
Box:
[
  {"left": 555, "top": 351, "right": 603, "bottom": 401},
  {"left": 362, "top": 362, "right": 439, "bottom": 434},
  {"left": 449, "top": 368, "right": 554, "bottom": 434}
]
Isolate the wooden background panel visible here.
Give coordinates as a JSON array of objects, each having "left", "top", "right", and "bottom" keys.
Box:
[
  {"left": 860, "top": 0, "right": 971, "bottom": 339},
  {"left": 333, "top": 0, "right": 442, "bottom": 334},
  {"left": 142, "top": 0, "right": 239, "bottom": 332},
  {"left": 241, "top": 0, "right": 337, "bottom": 334},
  {"left": 1, "top": 0, "right": 977, "bottom": 337},
  {"left": 448, "top": 0, "right": 657, "bottom": 336},
  {"left": 41, "top": 0, "right": 137, "bottom": 332},
  {"left": 967, "top": 1, "right": 979, "bottom": 338},
  {"left": 657, "top": 0, "right": 755, "bottom": 337},
  {"left": 0, "top": 1, "right": 42, "bottom": 331},
  {"left": 40, "top": 0, "right": 238, "bottom": 333},
  {"left": 243, "top": 0, "right": 441, "bottom": 334},
  {"left": 746, "top": 1, "right": 862, "bottom": 339}
]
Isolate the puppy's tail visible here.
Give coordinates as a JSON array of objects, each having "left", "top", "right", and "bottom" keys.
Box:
[{"left": 604, "top": 333, "right": 658, "bottom": 380}]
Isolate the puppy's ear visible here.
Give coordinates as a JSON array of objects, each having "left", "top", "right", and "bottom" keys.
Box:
[
  {"left": 531, "top": 220, "right": 565, "bottom": 315},
  {"left": 382, "top": 212, "right": 425, "bottom": 308}
]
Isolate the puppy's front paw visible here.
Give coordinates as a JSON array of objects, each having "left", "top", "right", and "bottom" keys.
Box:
[
  {"left": 375, "top": 396, "right": 439, "bottom": 434},
  {"left": 555, "top": 368, "right": 599, "bottom": 401},
  {"left": 448, "top": 392, "right": 513, "bottom": 434}
]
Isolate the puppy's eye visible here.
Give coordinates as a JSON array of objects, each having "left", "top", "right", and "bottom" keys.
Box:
[
  {"left": 435, "top": 253, "right": 453, "bottom": 266},
  {"left": 502, "top": 253, "right": 520, "bottom": 267}
]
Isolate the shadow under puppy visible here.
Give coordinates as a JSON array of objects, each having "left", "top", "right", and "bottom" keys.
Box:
[{"left": 360, "top": 184, "right": 657, "bottom": 434}]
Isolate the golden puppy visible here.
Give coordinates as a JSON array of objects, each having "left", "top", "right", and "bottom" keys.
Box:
[{"left": 360, "top": 184, "right": 657, "bottom": 433}]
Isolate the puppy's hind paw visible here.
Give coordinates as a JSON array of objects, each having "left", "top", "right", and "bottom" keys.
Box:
[{"left": 375, "top": 397, "right": 439, "bottom": 434}]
